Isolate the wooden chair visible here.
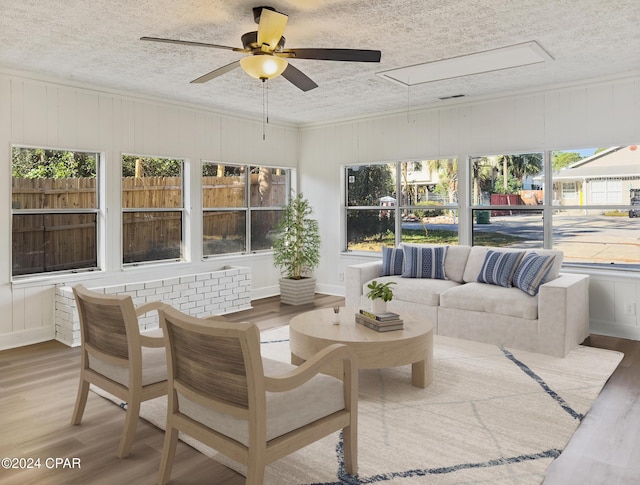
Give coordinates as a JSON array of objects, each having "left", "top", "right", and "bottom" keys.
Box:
[
  {"left": 70, "top": 284, "right": 168, "bottom": 458},
  {"left": 157, "top": 306, "right": 358, "bottom": 485}
]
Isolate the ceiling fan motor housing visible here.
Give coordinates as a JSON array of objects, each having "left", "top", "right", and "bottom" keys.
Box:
[{"left": 241, "top": 31, "right": 285, "bottom": 51}]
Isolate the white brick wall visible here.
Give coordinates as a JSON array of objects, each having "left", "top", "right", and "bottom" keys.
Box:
[{"left": 54, "top": 265, "right": 252, "bottom": 347}]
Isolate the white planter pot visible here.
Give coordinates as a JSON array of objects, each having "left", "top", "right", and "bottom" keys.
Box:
[
  {"left": 279, "top": 277, "right": 316, "bottom": 306},
  {"left": 371, "top": 299, "right": 388, "bottom": 314}
]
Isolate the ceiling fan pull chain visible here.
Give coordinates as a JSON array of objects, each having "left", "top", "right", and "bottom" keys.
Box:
[{"left": 262, "top": 79, "right": 266, "bottom": 141}]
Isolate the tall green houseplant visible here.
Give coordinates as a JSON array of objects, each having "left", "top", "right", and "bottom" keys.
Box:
[{"left": 273, "top": 193, "right": 321, "bottom": 304}]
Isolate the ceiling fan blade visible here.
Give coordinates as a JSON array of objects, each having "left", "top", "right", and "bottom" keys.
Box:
[
  {"left": 257, "top": 9, "right": 288, "bottom": 50},
  {"left": 281, "top": 48, "right": 381, "bottom": 62},
  {"left": 141, "top": 36, "right": 245, "bottom": 52},
  {"left": 190, "top": 60, "right": 241, "bottom": 84},
  {"left": 281, "top": 64, "right": 318, "bottom": 92}
]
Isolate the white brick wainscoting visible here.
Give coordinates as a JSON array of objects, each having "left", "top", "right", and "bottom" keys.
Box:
[{"left": 54, "top": 266, "right": 252, "bottom": 347}]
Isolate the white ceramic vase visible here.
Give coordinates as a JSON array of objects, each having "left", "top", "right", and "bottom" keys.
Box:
[{"left": 371, "top": 299, "right": 387, "bottom": 314}]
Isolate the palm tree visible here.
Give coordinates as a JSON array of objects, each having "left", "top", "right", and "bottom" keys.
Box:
[{"left": 497, "top": 154, "right": 543, "bottom": 192}]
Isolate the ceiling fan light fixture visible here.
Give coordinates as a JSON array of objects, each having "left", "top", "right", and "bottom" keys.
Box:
[{"left": 240, "top": 54, "right": 288, "bottom": 80}]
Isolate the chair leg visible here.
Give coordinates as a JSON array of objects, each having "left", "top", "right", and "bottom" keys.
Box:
[
  {"left": 246, "top": 449, "right": 266, "bottom": 485},
  {"left": 117, "top": 398, "right": 141, "bottom": 458},
  {"left": 342, "top": 425, "right": 358, "bottom": 476},
  {"left": 157, "top": 424, "right": 179, "bottom": 485},
  {"left": 71, "top": 378, "right": 90, "bottom": 425}
]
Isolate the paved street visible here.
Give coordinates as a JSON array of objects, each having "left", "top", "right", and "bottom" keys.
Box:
[{"left": 403, "top": 213, "right": 640, "bottom": 267}]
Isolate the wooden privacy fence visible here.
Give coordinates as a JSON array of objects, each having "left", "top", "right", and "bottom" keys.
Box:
[{"left": 12, "top": 175, "right": 286, "bottom": 273}]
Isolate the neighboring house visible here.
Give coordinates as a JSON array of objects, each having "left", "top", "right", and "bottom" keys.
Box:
[{"left": 548, "top": 146, "right": 640, "bottom": 205}]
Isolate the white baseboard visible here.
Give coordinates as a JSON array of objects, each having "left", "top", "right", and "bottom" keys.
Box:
[
  {"left": 315, "top": 284, "right": 345, "bottom": 297},
  {"left": 251, "top": 286, "right": 280, "bottom": 301},
  {"left": 590, "top": 320, "right": 640, "bottom": 341},
  {"left": 0, "top": 326, "right": 56, "bottom": 351}
]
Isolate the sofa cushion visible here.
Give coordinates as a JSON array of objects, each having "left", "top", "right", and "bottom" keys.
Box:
[
  {"left": 463, "top": 246, "right": 561, "bottom": 283},
  {"left": 440, "top": 282, "right": 539, "bottom": 320},
  {"left": 477, "top": 250, "right": 525, "bottom": 288},
  {"left": 381, "top": 246, "right": 404, "bottom": 276},
  {"left": 363, "top": 275, "right": 460, "bottom": 307},
  {"left": 523, "top": 249, "right": 563, "bottom": 281},
  {"left": 402, "top": 245, "right": 447, "bottom": 279},
  {"left": 513, "top": 253, "right": 556, "bottom": 296},
  {"left": 177, "top": 357, "right": 345, "bottom": 447},
  {"left": 401, "top": 243, "right": 470, "bottom": 283}
]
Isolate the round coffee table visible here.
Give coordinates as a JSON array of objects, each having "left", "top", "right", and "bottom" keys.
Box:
[{"left": 289, "top": 307, "right": 433, "bottom": 388}]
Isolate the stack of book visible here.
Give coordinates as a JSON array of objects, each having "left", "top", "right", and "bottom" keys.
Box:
[{"left": 355, "top": 309, "right": 404, "bottom": 332}]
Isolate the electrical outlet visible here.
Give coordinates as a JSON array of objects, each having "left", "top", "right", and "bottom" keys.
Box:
[
  {"left": 338, "top": 272, "right": 344, "bottom": 282},
  {"left": 625, "top": 303, "right": 636, "bottom": 316}
]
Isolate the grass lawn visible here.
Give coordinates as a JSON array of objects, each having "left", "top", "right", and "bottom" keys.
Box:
[{"left": 349, "top": 229, "right": 525, "bottom": 252}]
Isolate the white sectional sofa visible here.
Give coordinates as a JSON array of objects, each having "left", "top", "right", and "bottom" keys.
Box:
[{"left": 345, "top": 244, "right": 590, "bottom": 357}]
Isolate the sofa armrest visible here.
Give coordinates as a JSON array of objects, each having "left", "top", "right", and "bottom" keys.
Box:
[
  {"left": 538, "top": 273, "right": 590, "bottom": 357},
  {"left": 345, "top": 261, "right": 382, "bottom": 307}
]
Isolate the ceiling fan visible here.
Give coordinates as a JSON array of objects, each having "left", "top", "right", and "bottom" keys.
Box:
[{"left": 141, "top": 6, "right": 381, "bottom": 92}]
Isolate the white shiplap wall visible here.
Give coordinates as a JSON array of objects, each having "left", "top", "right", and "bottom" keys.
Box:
[
  {"left": 1, "top": 70, "right": 297, "bottom": 350},
  {"left": 300, "top": 74, "right": 640, "bottom": 340},
  {"left": 2, "top": 70, "right": 640, "bottom": 349}
]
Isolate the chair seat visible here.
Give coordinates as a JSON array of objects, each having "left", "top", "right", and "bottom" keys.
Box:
[
  {"left": 178, "top": 357, "right": 345, "bottom": 447},
  {"left": 89, "top": 343, "right": 167, "bottom": 387}
]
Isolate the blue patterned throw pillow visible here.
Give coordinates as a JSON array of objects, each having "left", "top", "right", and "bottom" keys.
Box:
[
  {"left": 402, "top": 245, "right": 447, "bottom": 279},
  {"left": 513, "top": 253, "right": 556, "bottom": 296},
  {"left": 477, "top": 250, "right": 525, "bottom": 288},
  {"left": 381, "top": 246, "right": 404, "bottom": 276}
]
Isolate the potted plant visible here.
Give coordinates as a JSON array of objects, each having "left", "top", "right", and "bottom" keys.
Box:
[
  {"left": 366, "top": 280, "right": 395, "bottom": 313},
  {"left": 273, "top": 192, "right": 321, "bottom": 305}
]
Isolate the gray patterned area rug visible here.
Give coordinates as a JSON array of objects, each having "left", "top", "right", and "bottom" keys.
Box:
[{"left": 93, "top": 326, "right": 622, "bottom": 485}]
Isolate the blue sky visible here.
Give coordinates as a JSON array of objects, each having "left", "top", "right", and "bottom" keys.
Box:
[{"left": 576, "top": 148, "right": 597, "bottom": 157}]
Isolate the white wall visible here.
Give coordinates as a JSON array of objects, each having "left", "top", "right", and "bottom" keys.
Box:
[
  {"left": 299, "top": 74, "right": 640, "bottom": 339},
  {"left": 1, "top": 70, "right": 297, "bottom": 350},
  {"left": 3, "top": 69, "right": 640, "bottom": 349}
]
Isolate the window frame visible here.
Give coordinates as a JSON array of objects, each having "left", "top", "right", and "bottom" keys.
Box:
[
  {"left": 344, "top": 159, "right": 459, "bottom": 252},
  {"left": 11, "top": 145, "right": 102, "bottom": 279},
  {"left": 121, "top": 154, "right": 185, "bottom": 266},
  {"left": 201, "top": 162, "right": 292, "bottom": 258}
]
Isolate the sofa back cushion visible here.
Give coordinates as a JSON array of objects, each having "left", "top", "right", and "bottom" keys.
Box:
[
  {"left": 400, "top": 244, "right": 471, "bottom": 283},
  {"left": 477, "top": 250, "right": 525, "bottom": 288},
  {"left": 402, "top": 245, "right": 447, "bottom": 279},
  {"left": 463, "top": 246, "right": 564, "bottom": 284},
  {"left": 523, "top": 249, "right": 563, "bottom": 281},
  {"left": 381, "top": 246, "right": 404, "bottom": 276},
  {"left": 512, "top": 253, "right": 556, "bottom": 296}
]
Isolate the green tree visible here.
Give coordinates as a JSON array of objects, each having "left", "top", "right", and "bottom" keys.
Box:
[
  {"left": 552, "top": 151, "right": 582, "bottom": 171},
  {"left": 347, "top": 165, "right": 394, "bottom": 242},
  {"left": 471, "top": 157, "right": 494, "bottom": 204},
  {"left": 12, "top": 148, "right": 96, "bottom": 179},
  {"left": 427, "top": 158, "right": 458, "bottom": 203},
  {"left": 495, "top": 153, "right": 543, "bottom": 193},
  {"left": 121, "top": 155, "right": 182, "bottom": 177}
]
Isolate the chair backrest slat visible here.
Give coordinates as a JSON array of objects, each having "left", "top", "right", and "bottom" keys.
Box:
[
  {"left": 171, "top": 325, "right": 249, "bottom": 408},
  {"left": 74, "top": 286, "right": 131, "bottom": 360},
  {"left": 82, "top": 301, "right": 129, "bottom": 359}
]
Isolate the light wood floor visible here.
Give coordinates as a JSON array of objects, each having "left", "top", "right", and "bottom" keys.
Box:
[{"left": 1, "top": 295, "right": 638, "bottom": 484}]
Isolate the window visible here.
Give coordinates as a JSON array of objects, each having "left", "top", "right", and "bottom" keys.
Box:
[
  {"left": 11, "top": 147, "right": 99, "bottom": 277},
  {"left": 551, "top": 145, "right": 640, "bottom": 269},
  {"left": 470, "top": 152, "right": 544, "bottom": 248},
  {"left": 590, "top": 180, "right": 621, "bottom": 204},
  {"left": 562, "top": 182, "right": 578, "bottom": 200},
  {"left": 122, "top": 155, "right": 184, "bottom": 264},
  {"left": 345, "top": 159, "right": 458, "bottom": 252},
  {"left": 202, "top": 163, "right": 290, "bottom": 256}
]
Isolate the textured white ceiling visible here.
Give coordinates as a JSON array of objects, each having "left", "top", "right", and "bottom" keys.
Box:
[{"left": 2, "top": 0, "right": 640, "bottom": 125}]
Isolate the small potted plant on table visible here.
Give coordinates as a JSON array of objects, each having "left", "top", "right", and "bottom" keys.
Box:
[{"left": 366, "top": 280, "right": 395, "bottom": 314}]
